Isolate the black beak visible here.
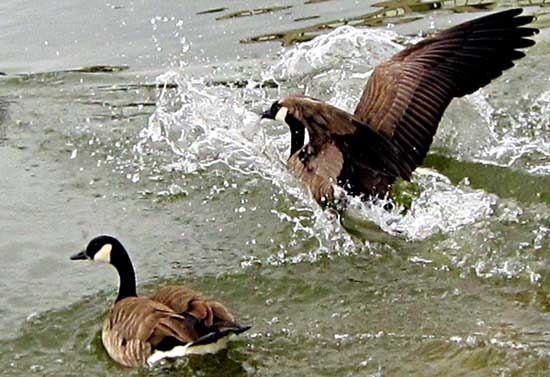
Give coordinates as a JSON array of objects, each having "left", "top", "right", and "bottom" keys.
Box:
[{"left": 70, "top": 250, "right": 88, "bottom": 260}]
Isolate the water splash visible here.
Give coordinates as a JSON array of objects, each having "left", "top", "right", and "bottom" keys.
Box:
[
  {"left": 267, "top": 26, "right": 401, "bottom": 82},
  {"left": 343, "top": 168, "right": 497, "bottom": 241},
  {"left": 136, "top": 25, "right": 547, "bottom": 265},
  {"left": 137, "top": 68, "right": 358, "bottom": 265},
  {"left": 481, "top": 89, "right": 550, "bottom": 175}
]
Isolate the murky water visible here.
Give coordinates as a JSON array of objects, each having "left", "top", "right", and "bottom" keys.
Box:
[{"left": 0, "top": 1, "right": 549, "bottom": 376}]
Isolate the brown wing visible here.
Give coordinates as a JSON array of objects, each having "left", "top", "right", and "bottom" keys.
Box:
[
  {"left": 103, "top": 297, "right": 196, "bottom": 367},
  {"left": 151, "top": 285, "right": 239, "bottom": 330},
  {"left": 354, "top": 8, "right": 538, "bottom": 179}
]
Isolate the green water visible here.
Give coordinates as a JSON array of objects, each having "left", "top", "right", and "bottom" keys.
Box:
[{"left": 0, "top": 1, "right": 549, "bottom": 376}]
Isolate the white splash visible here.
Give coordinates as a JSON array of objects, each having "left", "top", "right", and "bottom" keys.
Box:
[
  {"left": 136, "top": 24, "right": 546, "bottom": 266},
  {"left": 346, "top": 168, "right": 497, "bottom": 241},
  {"left": 465, "top": 90, "right": 550, "bottom": 175},
  {"left": 269, "top": 26, "right": 401, "bottom": 80}
]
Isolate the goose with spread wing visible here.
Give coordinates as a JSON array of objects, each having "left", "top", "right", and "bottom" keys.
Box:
[{"left": 261, "top": 8, "right": 538, "bottom": 206}]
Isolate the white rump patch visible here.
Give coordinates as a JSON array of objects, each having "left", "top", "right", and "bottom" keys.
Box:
[
  {"left": 147, "top": 336, "right": 230, "bottom": 367},
  {"left": 275, "top": 106, "right": 288, "bottom": 122},
  {"left": 147, "top": 344, "right": 191, "bottom": 366},
  {"left": 93, "top": 244, "right": 112, "bottom": 263}
]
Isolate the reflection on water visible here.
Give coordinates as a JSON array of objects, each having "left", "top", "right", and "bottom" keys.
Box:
[
  {"left": 372, "top": 0, "right": 496, "bottom": 14},
  {"left": 239, "top": 0, "right": 497, "bottom": 45},
  {"left": 216, "top": 6, "right": 294, "bottom": 21}
]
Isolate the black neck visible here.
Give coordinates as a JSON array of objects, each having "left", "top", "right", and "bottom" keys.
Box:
[
  {"left": 287, "top": 115, "right": 305, "bottom": 157},
  {"left": 111, "top": 248, "right": 137, "bottom": 302}
]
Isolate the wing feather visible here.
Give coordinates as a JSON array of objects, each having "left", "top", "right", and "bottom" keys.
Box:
[
  {"left": 151, "top": 285, "right": 244, "bottom": 333},
  {"left": 354, "top": 9, "right": 537, "bottom": 180}
]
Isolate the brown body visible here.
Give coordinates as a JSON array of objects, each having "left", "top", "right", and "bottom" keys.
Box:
[
  {"left": 102, "top": 286, "right": 246, "bottom": 367},
  {"left": 282, "top": 97, "right": 405, "bottom": 204},
  {"left": 262, "top": 9, "right": 538, "bottom": 206}
]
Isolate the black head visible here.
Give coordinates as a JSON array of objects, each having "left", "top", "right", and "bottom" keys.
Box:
[
  {"left": 70, "top": 235, "right": 124, "bottom": 264},
  {"left": 261, "top": 100, "right": 286, "bottom": 121}
]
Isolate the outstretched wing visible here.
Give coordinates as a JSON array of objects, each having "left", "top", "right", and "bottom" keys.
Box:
[{"left": 354, "top": 8, "right": 538, "bottom": 180}]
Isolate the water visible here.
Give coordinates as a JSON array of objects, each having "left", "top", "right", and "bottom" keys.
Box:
[{"left": 0, "top": 1, "right": 549, "bottom": 375}]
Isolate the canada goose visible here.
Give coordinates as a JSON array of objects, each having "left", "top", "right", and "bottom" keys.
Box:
[
  {"left": 260, "top": 8, "right": 538, "bottom": 206},
  {"left": 70, "top": 235, "right": 250, "bottom": 368}
]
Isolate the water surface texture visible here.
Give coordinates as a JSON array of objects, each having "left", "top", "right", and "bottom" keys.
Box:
[{"left": 1, "top": 1, "right": 549, "bottom": 376}]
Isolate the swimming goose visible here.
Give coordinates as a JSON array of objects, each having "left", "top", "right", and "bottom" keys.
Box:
[
  {"left": 70, "top": 235, "right": 250, "bottom": 368},
  {"left": 261, "top": 8, "right": 538, "bottom": 206}
]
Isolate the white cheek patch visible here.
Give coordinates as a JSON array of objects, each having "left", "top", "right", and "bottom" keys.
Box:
[
  {"left": 94, "top": 244, "right": 112, "bottom": 263},
  {"left": 275, "top": 106, "right": 288, "bottom": 122}
]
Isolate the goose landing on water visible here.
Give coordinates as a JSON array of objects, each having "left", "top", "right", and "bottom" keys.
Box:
[
  {"left": 260, "top": 8, "right": 538, "bottom": 207},
  {"left": 70, "top": 235, "right": 250, "bottom": 368}
]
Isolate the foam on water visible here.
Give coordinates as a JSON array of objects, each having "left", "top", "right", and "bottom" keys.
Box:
[
  {"left": 480, "top": 89, "right": 550, "bottom": 174},
  {"left": 267, "top": 26, "right": 401, "bottom": 82},
  {"left": 348, "top": 169, "right": 497, "bottom": 241}
]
